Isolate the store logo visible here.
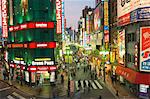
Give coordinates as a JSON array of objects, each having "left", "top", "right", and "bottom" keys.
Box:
[
  {"left": 142, "top": 51, "right": 150, "bottom": 58},
  {"left": 121, "top": 0, "right": 131, "bottom": 7}
]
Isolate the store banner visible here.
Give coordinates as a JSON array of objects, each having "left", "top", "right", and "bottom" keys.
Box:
[
  {"left": 140, "top": 27, "right": 150, "bottom": 72},
  {"left": 117, "top": 0, "right": 150, "bottom": 26},
  {"left": 131, "top": 7, "right": 150, "bottom": 22}
]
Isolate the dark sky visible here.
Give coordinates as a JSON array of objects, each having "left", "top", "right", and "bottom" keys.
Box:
[{"left": 65, "top": 0, "right": 95, "bottom": 29}]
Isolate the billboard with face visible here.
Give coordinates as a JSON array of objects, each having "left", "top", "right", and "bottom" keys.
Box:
[{"left": 94, "top": 4, "right": 101, "bottom": 32}]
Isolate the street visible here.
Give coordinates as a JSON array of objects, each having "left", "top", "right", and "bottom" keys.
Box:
[
  {"left": 0, "top": 61, "right": 117, "bottom": 99},
  {"left": 0, "top": 80, "right": 35, "bottom": 99}
]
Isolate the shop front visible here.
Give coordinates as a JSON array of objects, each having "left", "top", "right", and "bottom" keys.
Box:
[
  {"left": 28, "top": 66, "right": 57, "bottom": 86},
  {"left": 116, "top": 66, "right": 150, "bottom": 98}
]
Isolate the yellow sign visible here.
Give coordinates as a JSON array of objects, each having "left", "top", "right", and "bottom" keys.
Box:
[
  {"left": 35, "top": 58, "right": 51, "bottom": 61},
  {"left": 15, "top": 57, "right": 23, "bottom": 61}
]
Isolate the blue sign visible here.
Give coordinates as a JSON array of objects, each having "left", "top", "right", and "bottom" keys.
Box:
[
  {"left": 141, "top": 59, "right": 150, "bottom": 71},
  {"left": 130, "top": 7, "right": 150, "bottom": 22},
  {"left": 137, "top": 7, "right": 150, "bottom": 20},
  {"left": 104, "top": 26, "right": 109, "bottom": 30},
  {"left": 130, "top": 10, "right": 138, "bottom": 22}
]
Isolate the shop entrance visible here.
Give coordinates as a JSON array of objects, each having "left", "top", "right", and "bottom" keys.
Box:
[{"left": 36, "top": 71, "right": 50, "bottom": 85}]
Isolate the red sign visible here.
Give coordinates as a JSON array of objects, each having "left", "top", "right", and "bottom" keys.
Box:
[
  {"left": 141, "top": 27, "right": 150, "bottom": 51},
  {"left": 118, "top": 13, "right": 130, "bottom": 26},
  {"left": 28, "top": 66, "right": 57, "bottom": 72},
  {"left": 9, "top": 22, "right": 54, "bottom": 32},
  {"left": 56, "top": 0, "right": 62, "bottom": 34},
  {"left": 12, "top": 44, "right": 24, "bottom": 48},
  {"left": 29, "top": 42, "right": 56, "bottom": 49},
  {"left": 7, "top": 42, "right": 56, "bottom": 49},
  {"left": 1, "top": 0, "right": 8, "bottom": 38},
  {"left": 104, "top": 34, "right": 109, "bottom": 42},
  {"left": 10, "top": 63, "right": 16, "bottom": 68}
]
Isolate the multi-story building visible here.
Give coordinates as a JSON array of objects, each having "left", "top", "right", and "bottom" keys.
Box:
[
  {"left": 109, "top": 0, "right": 118, "bottom": 63},
  {"left": 2, "top": 0, "right": 58, "bottom": 85},
  {"left": 115, "top": 0, "right": 150, "bottom": 98}
]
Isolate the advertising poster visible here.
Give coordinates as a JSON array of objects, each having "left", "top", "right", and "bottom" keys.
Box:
[
  {"left": 56, "top": 0, "right": 62, "bottom": 34},
  {"left": 140, "top": 27, "right": 150, "bottom": 72},
  {"left": 94, "top": 4, "right": 101, "bottom": 32},
  {"left": 117, "top": 29, "right": 125, "bottom": 65},
  {"left": 117, "top": 0, "right": 150, "bottom": 25}
]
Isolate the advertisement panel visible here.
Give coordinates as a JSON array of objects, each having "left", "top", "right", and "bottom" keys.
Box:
[
  {"left": 117, "top": 0, "right": 150, "bottom": 25},
  {"left": 104, "top": 1, "right": 109, "bottom": 43},
  {"left": 131, "top": 7, "right": 150, "bottom": 22},
  {"left": 94, "top": 4, "right": 101, "bottom": 32},
  {"left": 62, "top": 0, "right": 65, "bottom": 40},
  {"left": 56, "top": 0, "right": 62, "bottom": 34},
  {"left": 140, "top": 27, "right": 150, "bottom": 72},
  {"left": 117, "top": 29, "right": 125, "bottom": 65},
  {"left": 1, "top": 0, "right": 8, "bottom": 38}
]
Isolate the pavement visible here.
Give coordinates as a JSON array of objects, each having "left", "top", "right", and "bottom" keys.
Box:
[{"left": 0, "top": 61, "right": 138, "bottom": 99}]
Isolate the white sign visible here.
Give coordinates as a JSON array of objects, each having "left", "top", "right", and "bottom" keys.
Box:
[
  {"left": 25, "top": 71, "right": 29, "bottom": 82},
  {"left": 117, "top": 0, "right": 150, "bottom": 18},
  {"left": 50, "top": 72, "right": 55, "bottom": 82},
  {"left": 37, "top": 44, "right": 47, "bottom": 47},
  {"left": 14, "top": 60, "right": 26, "bottom": 65},
  {"left": 140, "top": 84, "right": 149, "bottom": 93},
  {"left": 32, "top": 61, "right": 54, "bottom": 66}
]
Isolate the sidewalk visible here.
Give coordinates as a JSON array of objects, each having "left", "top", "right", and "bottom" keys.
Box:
[
  {"left": 103, "top": 74, "right": 137, "bottom": 99},
  {"left": 0, "top": 73, "right": 68, "bottom": 98}
]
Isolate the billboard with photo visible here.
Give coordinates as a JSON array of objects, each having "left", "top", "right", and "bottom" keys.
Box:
[
  {"left": 140, "top": 27, "right": 150, "bottom": 72},
  {"left": 117, "top": 29, "right": 125, "bottom": 65},
  {"left": 94, "top": 4, "right": 101, "bottom": 32}
]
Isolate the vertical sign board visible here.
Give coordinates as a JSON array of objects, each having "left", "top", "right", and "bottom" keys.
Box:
[
  {"left": 104, "top": 1, "right": 109, "bottom": 43},
  {"left": 62, "top": 0, "right": 65, "bottom": 40},
  {"left": 1, "top": 0, "right": 8, "bottom": 38},
  {"left": 56, "top": 0, "right": 62, "bottom": 34},
  {"left": 140, "top": 27, "right": 150, "bottom": 72}
]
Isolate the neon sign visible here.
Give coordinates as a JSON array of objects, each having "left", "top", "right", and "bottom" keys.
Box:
[
  {"left": 7, "top": 42, "right": 56, "bottom": 49},
  {"left": 28, "top": 66, "right": 57, "bottom": 72},
  {"left": 56, "top": 0, "right": 62, "bottom": 34},
  {"left": 9, "top": 22, "right": 54, "bottom": 32},
  {"left": 1, "top": 0, "right": 8, "bottom": 38},
  {"left": 31, "top": 61, "right": 54, "bottom": 66}
]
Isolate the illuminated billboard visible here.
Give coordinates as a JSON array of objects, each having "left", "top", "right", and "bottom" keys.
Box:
[
  {"left": 1, "top": 0, "right": 8, "bottom": 38},
  {"left": 56, "top": 0, "right": 62, "bottom": 34},
  {"left": 118, "top": 29, "right": 125, "bottom": 65},
  {"left": 94, "top": 4, "right": 101, "bottom": 32},
  {"left": 9, "top": 22, "right": 54, "bottom": 32},
  {"left": 117, "top": 0, "right": 150, "bottom": 26},
  {"left": 140, "top": 27, "right": 150, "bottom": 72},
  {"left": 104, "top": 1, "right": 109, "bottom": 43}
]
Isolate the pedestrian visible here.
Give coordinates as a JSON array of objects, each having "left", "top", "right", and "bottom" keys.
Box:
[
  {"left": 78, "top": 79, "right": 81, "bottom": 88},
  {"left": 88, "top": 82, "right": 91, "bottom": 92},
  {"left": 116, "top": 90, "right": 119, "bottom": 96},
  {"left": 61, "top": 74, "right": 64, "bottom": 84},
  {"left": 3, "top": 70, "right": 6, "bottom": 80},
  {"left": 98, "top": 95, "right": 102, "bottom": 99}
]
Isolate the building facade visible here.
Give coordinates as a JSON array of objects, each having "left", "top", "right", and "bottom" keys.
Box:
[
  {"left": 2, "top": 0, "right": 57, "bottom": 85},
  {"left": 115, "top": 0, "right": 150, "bottom": 98}
]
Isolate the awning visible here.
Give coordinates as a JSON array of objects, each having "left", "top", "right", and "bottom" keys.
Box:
[{"left": 115, "top": 66, "right": 150, "bottom": 85}]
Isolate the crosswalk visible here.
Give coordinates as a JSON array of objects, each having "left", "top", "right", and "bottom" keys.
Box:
[
  {"left": 75, "top": 80, "right": 103, "bottom": 91},
  {"left": 7, "top": 92, "right": 26, "bottom": 99}
]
